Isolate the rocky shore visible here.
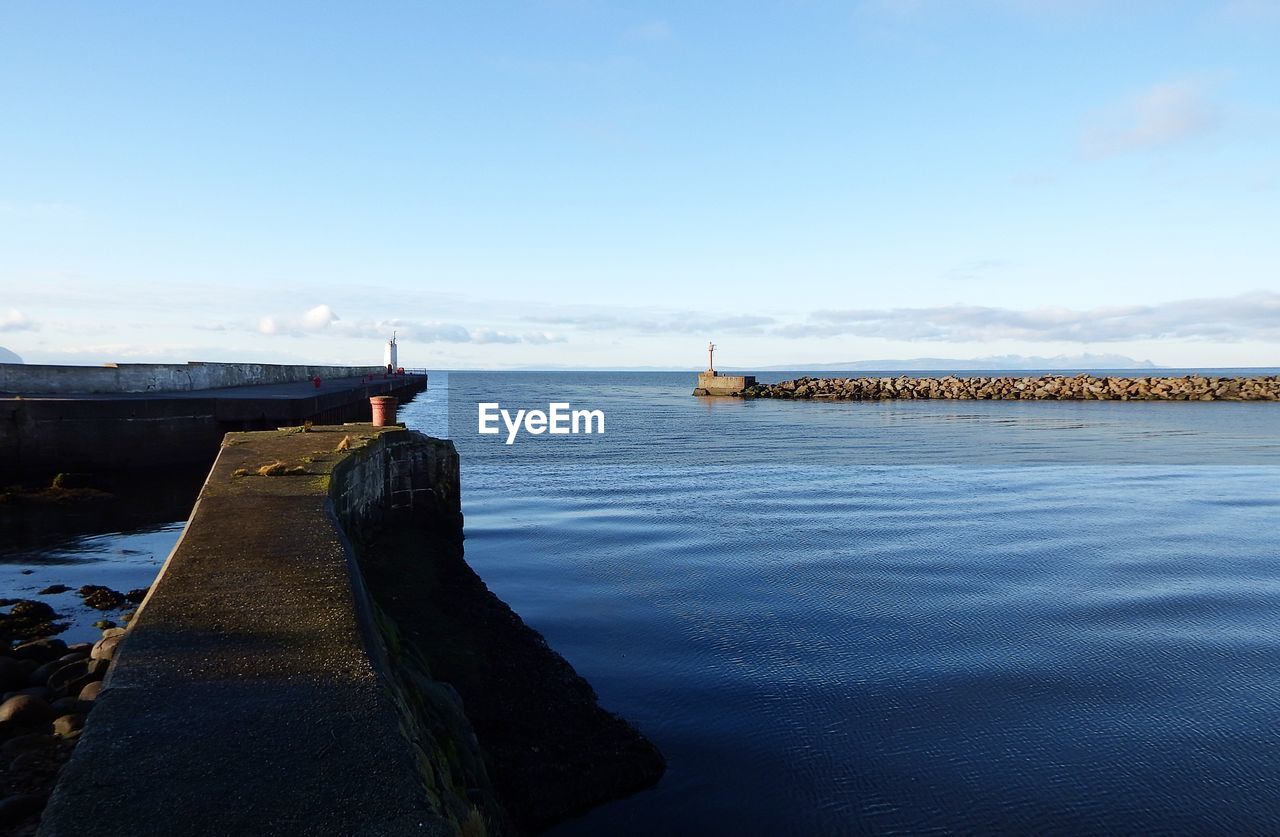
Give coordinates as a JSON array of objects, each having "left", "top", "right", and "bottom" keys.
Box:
[
  {"left": 0, "top": 623, "right": 127, "bottom": 835},
  {"left": 724, "top": 375, "right": 1280, "bottom": 401},
  {"left": 0, "top": 583, "right": 148, "bottom": 835}
]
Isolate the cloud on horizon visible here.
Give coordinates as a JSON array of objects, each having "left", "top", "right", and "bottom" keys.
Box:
[
  {"left": 523, "top": 311, "right": 777, "bottom": 335},
  {"left": 258, "top": 304, "right": 339, "bottom": 336},
  {"left": 0, "top": 308, "right": 36, "bottom": 332},
  {"left": 779, "top": 291, "right": 1280, "bottom": 343},
  {"left": 256, "top": 305, "right": 563, "bottom": 345}
]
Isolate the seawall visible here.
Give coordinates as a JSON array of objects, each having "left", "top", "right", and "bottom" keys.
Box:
[
  {"left": 37, "top": 424, "right": 662, "bottom": 835},
  {"left": 1, "top": 374, "right": 427, "bottom": 481},
  {"left": 0, "top": 361, "right": 387, "bottom": 396},
  {"left": 733, "top": 374, "right": 1280, "bottom": 401}
]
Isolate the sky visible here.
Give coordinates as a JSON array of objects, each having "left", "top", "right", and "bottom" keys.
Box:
[{"left": 1, "top": 0, "right": 1277, "bottom": 369}]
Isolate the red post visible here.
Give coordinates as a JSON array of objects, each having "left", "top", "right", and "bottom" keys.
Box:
[
  {"left": 313, "top": 376, "right": 322, "bottom": 389},
  {"left": 370, "top": 395, "right": 399, "bottom": 427}
]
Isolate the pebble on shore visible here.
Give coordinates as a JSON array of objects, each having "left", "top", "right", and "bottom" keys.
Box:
[{"left": 0, "top": 591, "right": 141, "bottom": 836}]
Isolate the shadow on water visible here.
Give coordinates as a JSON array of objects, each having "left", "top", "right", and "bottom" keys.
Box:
[{"left": 0, "top": 465, "right": 207, "bottom": 556}]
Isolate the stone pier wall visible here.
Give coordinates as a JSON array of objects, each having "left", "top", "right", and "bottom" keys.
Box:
[
  {"left": 0, "top": 375, "right": 427, "bottom": 481},
  {"left": 735, "top": 375, "right": 1280, "bottom": 402},
  {"left": 0, "top": 361, "right": 387, "bottom": 396},
  {"left": 37, "top": 424, "right": 664, "bottom": 836},
  {"left": 37, "top": 426, "right": 486, "bottom": 836}
]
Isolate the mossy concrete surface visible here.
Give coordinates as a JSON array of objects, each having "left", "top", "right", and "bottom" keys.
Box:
[{"left": 37, "top": 425, "right": 460, "bottom": 836}]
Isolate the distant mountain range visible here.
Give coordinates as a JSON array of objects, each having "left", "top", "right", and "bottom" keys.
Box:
[
  {"left": 0, "top": 346, "right": 23, "bottom": 364},
  {"left": 752, "top": 353, "right": 1157, "bottom": 372}
]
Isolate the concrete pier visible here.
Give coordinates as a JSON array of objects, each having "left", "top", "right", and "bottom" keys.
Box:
[
  {"left": 37, "top": 425, "right": 472, "bottom": 835},
  {"left": 1, "top": 371, "right": 427, "bottom": 481},
  {"left": 36, "top": 424, "right": 664, "bottom": 835},
  {"left": 693, "top": 371, "right": 757, "bottom": 396}
]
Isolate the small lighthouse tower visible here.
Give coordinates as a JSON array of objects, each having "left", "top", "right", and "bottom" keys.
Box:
[
  {"left": 693, "top": 342, "right": 756, "bottom": 396},
  {"left": 384, "top": 331, "right": 398, "bottom": 371}
]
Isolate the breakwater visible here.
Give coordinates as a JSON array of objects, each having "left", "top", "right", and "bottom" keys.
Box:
[
  {"left": 35, "top": 424, "right": 662, "bottom": 835},
  {"left": 726, "top": 374, "right": 1280, "bottom": 401},
  {"left": 0, "top": 361, "right": 388, "bottom": 396},
  {"left": 1, "top": 373, "right": 427, "bottom": 482}
]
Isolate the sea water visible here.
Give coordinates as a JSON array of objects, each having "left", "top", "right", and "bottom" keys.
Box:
[{"left": 5, "top": 370, "right": 1278, "bottom": 833}]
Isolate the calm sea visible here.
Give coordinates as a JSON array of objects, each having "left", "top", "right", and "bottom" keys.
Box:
[{"left": 6, "top": 370, "right": 1280, "bottom": 834}]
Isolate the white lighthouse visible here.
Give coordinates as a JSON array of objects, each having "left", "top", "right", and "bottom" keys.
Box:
[{"left": 384, "top": 331, "right": 398, "bottom": 371}]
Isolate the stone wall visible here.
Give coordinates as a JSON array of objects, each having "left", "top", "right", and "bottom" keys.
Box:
[
  {"left": 0, "top": 361, "right": 386, "bottom": 395},
  {"left": 1, "top": 376, "right": 427, "bottom": 482},
  {"left": 735, "top": 375, "right": 1280, "bottom": 401}
]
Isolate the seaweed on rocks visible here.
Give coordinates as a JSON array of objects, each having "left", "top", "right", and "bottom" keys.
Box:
[{"left": 0, "top": 602, "right": 67, "bottom": 645}]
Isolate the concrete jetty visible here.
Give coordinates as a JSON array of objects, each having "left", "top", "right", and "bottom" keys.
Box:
[
  {"left": 691, "top": 342, "right": 757, "bottom": 396},
  {"left": 693, "top": 371, "right": 757, "bottom": 396},
  {"left": 36, "top": 424, "right": 663, "bottom": 835},
  {"left": 36, "top": 425, "right": 471, "bottom": 835},
  {"left": 0, "top": 362, "right": 427, "bottom": 480}
]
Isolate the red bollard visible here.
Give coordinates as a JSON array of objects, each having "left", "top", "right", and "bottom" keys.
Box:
[
  {"left": 370, "top": 395, "right": 398, "bottom": 427},
  {"left": 313, "top": 376, "right": 322, "bottom": 389}
]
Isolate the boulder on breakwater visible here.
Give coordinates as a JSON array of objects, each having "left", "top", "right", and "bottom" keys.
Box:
[{"left": 730, "top": 374, "right": 1280, "bottom": 402}]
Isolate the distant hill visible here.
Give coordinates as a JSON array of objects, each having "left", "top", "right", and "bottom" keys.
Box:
[
  {"left": 754, "top": 353, "right": 1157, "bottom": 372},
  {"left": 0, "top": 346, "right": 23, "bottom": 364}
]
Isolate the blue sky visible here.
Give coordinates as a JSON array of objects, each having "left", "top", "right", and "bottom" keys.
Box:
[{"left": 1, "top": 0, "right": 1277, "bottom": 368}]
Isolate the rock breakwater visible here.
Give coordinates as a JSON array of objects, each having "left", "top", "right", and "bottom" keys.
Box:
[{"left": 732, "top": 375, "right": 1280, "bottom": 401}]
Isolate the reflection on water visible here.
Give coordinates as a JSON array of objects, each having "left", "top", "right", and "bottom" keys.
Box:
[
  {"left": 412, "top": 372, "right": 1280, "bottom": 835},
  {"left": 0, "top": 523, "right": 184, "bottom": 644},
  {"left": 3, "top": 371, "right": 1278, "bottom": 833},
  {"left": 1, "top": 466, "right": 203, "bottom": 643},
  {"left": 1, "top": 466, "right": 205, "bottom": 552}
]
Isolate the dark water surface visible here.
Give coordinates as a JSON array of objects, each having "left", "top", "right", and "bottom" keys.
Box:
[
  {"left": 4, "top": 370, "right": 1278, "bottom": 833},
  {"left": 419, "top": 371, "right": 1280, "bottom": 835}
]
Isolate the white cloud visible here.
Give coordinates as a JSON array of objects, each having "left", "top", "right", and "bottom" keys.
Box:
[
  {"left": 259, "top": 303, "right": 339, "bottom": 335},
  {"left": 781, "top": 291, "right": 1280, "bottom": 343},
  {"left": 523, "top": 309, "right": 777, "bottom": 335},
  {"left": 302, "top": 304, "right": 339, "bottom": 329},
  {"left": 1217, "top": 0, "right": 1280, "bottom": 24},
  {"left": 858, "top": 0, "right": 1117, "bottom": 19},
  {"left": 256, "top": 306, "right": 562, "bottom": 345},
  {"left": 1082, "top": 79, "right": 1222, "bottom": 157},
  {"left": 0, "top": 308, "right": 36, "bottom": 332},
  {"left": 627, "top": 19, "right": 671, "bottom": 40},
  {"left": 375, "top": 321, "right": 565, "bottom": 346}
]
